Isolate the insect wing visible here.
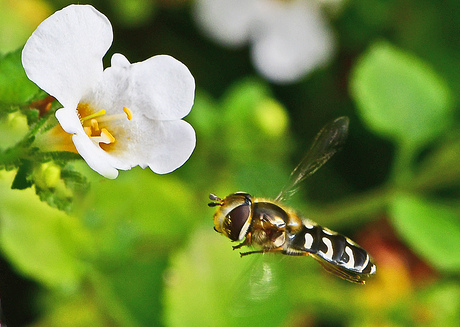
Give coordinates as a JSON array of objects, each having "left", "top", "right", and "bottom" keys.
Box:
[
  {"left": 275, "top": 116, "right": 350, "bottom": 202},
  {"left": 228, "top": 255, "right": 290, "bottom": 325}
]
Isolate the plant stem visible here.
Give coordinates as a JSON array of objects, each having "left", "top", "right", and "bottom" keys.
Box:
[
  {"left": 390, "top": 141, "right": 417, "bottom": 186},
  {"left": 309, "top": 184, "right": 394, "bottom": 228}
]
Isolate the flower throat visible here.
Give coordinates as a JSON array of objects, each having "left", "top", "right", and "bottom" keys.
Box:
[{"left": 77, "top": 103, "right": 132, "bottom": 150}]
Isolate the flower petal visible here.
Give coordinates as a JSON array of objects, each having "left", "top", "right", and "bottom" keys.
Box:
[
  {"left": 55, "top": 107, "right": 84, "bottom": 134},
  {"left": 71, "top": 133, "right": 130, "bottom": 179},
  {"left": 194, "top": 0, "right": 258, "bottom": 47},
  {"left": 72, "top": 115, "right": 195, "bottom": 177},
  {"left": 142, "top": 120, "right": 196, "bottom": 174},
  {"left": 80, "top": 53, "right": 195, "bottom": 122},
  {"left": 104, "top": 54, "right": 195, "bottom": 121},
  {"left": 111, "top": 119, "right": 195, "bottom": 174},
  {"left": 22, "top": 5, "right": 112, "bottom": 108},
  {"left": 251, "top": 1, "right": 335, "bottom": 83}
]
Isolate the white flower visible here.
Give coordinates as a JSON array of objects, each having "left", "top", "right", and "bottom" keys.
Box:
[
  {"left": 22, "top": 4, "right": 196, "bottom": 179},
  {"left": 194, "top": 0, "right": 336, "bottom": 83}
]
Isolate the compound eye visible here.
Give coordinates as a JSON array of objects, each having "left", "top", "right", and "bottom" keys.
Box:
[{"left": 224, "top": 204, "right": 251, "bottom": 241}]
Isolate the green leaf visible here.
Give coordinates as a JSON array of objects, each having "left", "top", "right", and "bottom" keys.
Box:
[
  {"left": 350, "top": 41, "right": 453, "bottom": 148},
  {"left": 0, "top": 110, "right": 29, "bottom": 149},
  {"left": 0, "top": 1, "right": 51, "bottom": 53},
  {"left": 11, "top": 159, "right": 33, "bottom": 189},
  {"left": 61, "top": 168, "right": 89, "bottom": 193},
  {"left": 0, "top": 48, "right": 39, "bottom": 107},
  {"left": 76, "top": 168, "right": 198, "bottom": 263},
  {"left": 33, "top": 294, "right": 105, "bottom": 327},
  {"left": 24, "top": 107, "right": 39, "bottom": 125},
  {"left": 221, "top": 78, "right": 291, "bottom": 164},
  {"left": 222, "top": 78, "right": 288, "bottom": 137},
  {"left": 164, "top": 226, "right": 290, "bottom": 327},
  {"left": 418, "top": 281, "right": 460, "bottom": 326},
  {"left": 36, "top": 151, "right": 82, "bottom": 165},
  {"left": 389, "top": 193, "right": 460, "bottom": 272},
  {"left": 111, "top": 0, "right": 157, "bottom": 27},
  {"left": 181, "top": 79, "right": 294, "bottom": 195},
  {"left": 0, "top": 171, "right": 85, "bottom": 289},
  {"left": 186, "top": 90, "right": 220, "bottom": 139},
  {"left": 101, "top": 256, "right": 167, "bottom": 326},
  {"left": 32, "top": 162, "right": 82, "bottom": 213}
]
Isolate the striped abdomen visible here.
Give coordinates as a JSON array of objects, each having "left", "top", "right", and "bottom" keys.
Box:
[{"left": 288, "top": 220, "right": 376, "bottom": 282}]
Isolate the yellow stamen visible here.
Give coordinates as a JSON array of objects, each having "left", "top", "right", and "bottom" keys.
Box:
[
  {"left": 77, "top": 104, "right": 132, "bottom": 149},
  {"left": 97, "top": 111, "right": 132, "bottom": 123},
  {"left": 91, "top": 119, "right": 100, "bottom": 133},
  {"left": 101, "top": 128, "right": 116, "bottom": 143},
  {"left": 123, "top": 107, "right": 133, "bottom": 120},
  {"left": 80, "top": 109, "right": 106, "bottom": 122}
]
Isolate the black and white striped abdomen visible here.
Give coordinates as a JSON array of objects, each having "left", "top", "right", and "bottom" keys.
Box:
[{"left": 289, "top": 220, "right": 376, "bottom": 275}]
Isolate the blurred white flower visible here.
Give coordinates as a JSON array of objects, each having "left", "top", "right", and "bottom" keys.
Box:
[
  {"left": 22, "top": 4, "right": 196, "bottom": 179},
  {"left": 194, "top": 0, "right": 336, "bottom": 83}
]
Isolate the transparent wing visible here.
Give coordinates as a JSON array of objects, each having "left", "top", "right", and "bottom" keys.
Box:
[
  {"left": 228, "top": 254, "right": 289, "bottom": 323},
  {"left": 275, "top": 116, "right": 349, "bottom": 202}
]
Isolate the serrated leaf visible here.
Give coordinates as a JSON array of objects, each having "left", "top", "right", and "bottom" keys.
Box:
[
  {"left": 350, "top": 41, "right": 453, "bottom": 148},
  {"left": 30, "top": 163, "right": 88, "bottom": 213},
  {"left": 11, "top": 159, "right": 33, "bottom": 189},
  {"left": 24, "top": 107, "right": 39, "bottom": 125},
  {"left": 61, "top": 168, "right": 89, "bottom": 193},
  {"left": 389, "top": 193, "right": 460, "bottom": 272},
  {"left": 0, "top": 48, "right": 39, "bottom": 106},
  {"left": 36, "top": 151, "right": 82, "bottom": 165}
]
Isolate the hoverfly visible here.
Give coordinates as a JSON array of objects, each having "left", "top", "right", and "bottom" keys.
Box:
[{"left": 208, "top": 117, "right": 376, "bottom": 284}]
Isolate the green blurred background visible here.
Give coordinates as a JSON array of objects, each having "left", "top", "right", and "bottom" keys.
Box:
[{"left": 0, "top": 0, "right": 459, "bottom": 326}]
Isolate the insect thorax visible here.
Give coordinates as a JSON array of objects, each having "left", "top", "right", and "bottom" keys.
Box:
[{"left": 250, "top": 200, "right": 303, "bottom": 249}]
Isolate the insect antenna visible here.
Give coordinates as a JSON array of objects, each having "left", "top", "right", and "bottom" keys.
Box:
[{"left": 208, "top": 193, "right": 222, "bottom": 207}]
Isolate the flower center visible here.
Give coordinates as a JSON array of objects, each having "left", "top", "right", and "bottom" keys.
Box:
[{"left": 77, "top": 103, "right": 132, "bottom": 147}]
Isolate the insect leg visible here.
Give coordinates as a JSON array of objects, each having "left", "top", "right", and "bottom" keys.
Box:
[
  {"left": 232, "top": 232, "right": 253, "bottom": 250},
  {"left": 239, "top": 246, "right": 284, "bottom": 257}
]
